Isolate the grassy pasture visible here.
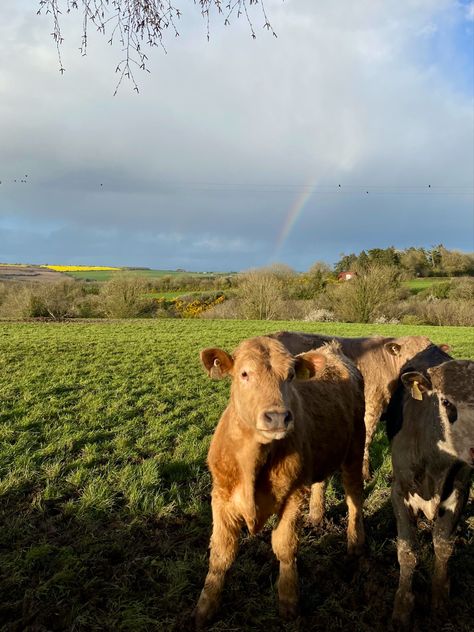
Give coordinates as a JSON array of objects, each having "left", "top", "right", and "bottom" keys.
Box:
[
  {"left": 0, "top": 321, "right": 472, "bottom": 631},
  {"left": 65, "top": 270, "right": 223, "bottom": 282},
  {"left": 402, "top": 277, "right": 449, "bottom": 294}
]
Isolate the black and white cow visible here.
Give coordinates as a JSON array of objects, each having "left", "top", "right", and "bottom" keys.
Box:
[{"left": 386, "top": 345, "right": 474, "bottom": 629}]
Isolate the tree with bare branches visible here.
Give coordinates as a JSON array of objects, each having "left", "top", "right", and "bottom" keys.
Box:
[{"left": 37, "top": 1, "right": 276, "bottom": 93}]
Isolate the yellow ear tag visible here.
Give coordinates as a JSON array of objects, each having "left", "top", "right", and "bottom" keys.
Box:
[
  {"left": 411, "top": 381, "right": 423, "bottom": 401},
  {"left": 296, "top": 366, "right": 310, "bottom": 380}
]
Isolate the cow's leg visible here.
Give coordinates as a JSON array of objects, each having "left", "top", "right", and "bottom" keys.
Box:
[
  {"left": 308, "top": 481, "right": 326, "bottom": 526},
  {"left": 362, "top": 395, "right": 383, "bottom": 480},
  {"left": 271, "top": 490, "right": 302, "bottom": 620},
  {"left": 194, "top": 496, "right": 241, "bottom": 628},
  {"left": 431, "top": 532, "right": 454, "bottom": 613},
  {"left": 431, "top": 485, "right": 468, "bottom": 612},
  {"left": 341, "top": 418, "right": 365, "bottom": 555},
  {"left": 341, "top": 462, "right": 365, "bottom": 555},
  {"left": 391, "top": 484, "right": 417, "bottom": 630}
]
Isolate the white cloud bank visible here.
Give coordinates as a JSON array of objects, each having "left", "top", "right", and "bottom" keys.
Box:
[{"left": 0, "top": 0, "right": 472, "bottom": 269}]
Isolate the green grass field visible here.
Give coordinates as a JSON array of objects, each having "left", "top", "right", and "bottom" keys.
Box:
[
  {"left": 65, "top": 270, "right": 224, "bottom": 282},
  {"left": 402, "top": 277, "right": 449, "bottom": 294},
  {"left": 0, "top": 321, "right": 472, "bottom": 631}
]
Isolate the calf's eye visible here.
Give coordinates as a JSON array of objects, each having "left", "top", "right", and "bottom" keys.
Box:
[
  {"left": 441, "top": 398, "right": 457, "bottom": 423},
  {"left": 240, "top": 371, "right": 249, "bottom": 380}
]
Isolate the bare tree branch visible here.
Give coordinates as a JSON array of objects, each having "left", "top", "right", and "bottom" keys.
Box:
[{"left": 37, "top": 1, "right": 276, "bottom": 93}]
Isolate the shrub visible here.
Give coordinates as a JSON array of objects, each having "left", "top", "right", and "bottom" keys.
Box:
[
  {"left": 238, "top": 267, "right": 285, "bottom": 320},
  {"left": 304, "top": 308, "right": 336, "bottom": 322},
  {"left": 325, "top": 264, "right": 401, "bottom": 323},
  {"left": 174, "top": 293, "right": 225, "bottom": 318},
  {"left": 0, "top": 284, "right": 33, "bottom": 318},
  {"left": 411, "top": 299, "right": 474, "bottom": 327},
  {"left": 0, "top": 281, "right": 85, "bottom": 319},
  {"left": 373, "top": 315, "right": 400, "bottom": 325},
  {"left": 450, "top": 277, "right": 474, "bottom": 301},
  {"left": 416, "top": 281, "right": 452, "bottom": 300},
  {"left": 100, "top": 275, "right": 150, "bottom": 318},
  {"left": 400, "top": 314, "right": 424, "bottom": 326},
  {"left": 200, "top": 298, "right": 241, "bottom": 319}
]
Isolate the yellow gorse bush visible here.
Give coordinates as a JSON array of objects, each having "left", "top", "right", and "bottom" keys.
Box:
[
  {"left": 173, "top": 294, "right": 225, "bottom": 318},
  {"left": 42, "top": 265, "right": 122, "bottom": 272}
]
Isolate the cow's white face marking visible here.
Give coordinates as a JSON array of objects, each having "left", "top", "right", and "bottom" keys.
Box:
[
  {"left": 437, "top": 399, "right": 474, "bottom": 467},
  {"left": 405, "top": 493, "right": 439, "bottom": 520}
]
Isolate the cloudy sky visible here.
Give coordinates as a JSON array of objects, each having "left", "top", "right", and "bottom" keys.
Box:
[{"left": 0, "top": 0, "right": 473, "bottom": 271}]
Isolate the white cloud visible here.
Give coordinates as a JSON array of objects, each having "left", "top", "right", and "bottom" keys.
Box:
[{"left": 0, "top": 0, "right": 472, "bottom": 269}]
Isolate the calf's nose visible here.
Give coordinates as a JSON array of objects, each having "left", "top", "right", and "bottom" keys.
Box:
[{"left": 263, "top": 410, "right": 293, "bottom": 428}]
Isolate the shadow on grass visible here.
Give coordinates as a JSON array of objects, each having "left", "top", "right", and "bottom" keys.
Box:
[{"left": 0, "top": 480, "right": 472, "bottom": 632}]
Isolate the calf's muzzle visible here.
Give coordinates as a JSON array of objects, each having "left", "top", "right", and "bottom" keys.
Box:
[{"left": 257, "top": 409, "right": 293, "bottom": 440}]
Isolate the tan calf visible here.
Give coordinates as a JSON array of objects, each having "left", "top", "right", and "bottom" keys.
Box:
[
  {"left": 269, "top": 332, "right": 449, "bottom": 525},
  {"left": 194, "top": 337, "right": 365, "bottom": 627}
]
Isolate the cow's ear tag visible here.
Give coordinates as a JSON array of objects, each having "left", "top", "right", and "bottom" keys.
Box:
[
  {"left": 209, "top": 358, "right": 222, "bottom": 379},
  {"left": 411, "top": 381, "right": 423, "bottom": 401},
  {"left": 299, "top": 366, "right": 311, "bottom": 380}
]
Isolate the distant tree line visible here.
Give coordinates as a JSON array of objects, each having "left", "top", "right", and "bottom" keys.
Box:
[
  {"left": 0, "top": 245, "right": 472, "bottom": 325},
  {"left": 335, "top": 245, "right": 474, "bottom": 277}
]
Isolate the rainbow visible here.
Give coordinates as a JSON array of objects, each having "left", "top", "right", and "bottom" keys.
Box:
[{"left": 272, "top": 176, "right": 319, "bottom": 261}]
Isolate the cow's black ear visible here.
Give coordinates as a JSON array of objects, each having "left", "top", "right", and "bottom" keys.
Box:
[
  {"left": 200, "top": 348, "right": 234, "bottom": 379},
  {"left": 385, "top": 342, "right": 401, "bottom": 356},
  {"left": 401, "top": 371, "right": 432, "bottom": 400}
]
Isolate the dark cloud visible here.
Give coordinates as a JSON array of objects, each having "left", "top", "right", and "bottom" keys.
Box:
[{"left": 0, "top": 0, "right": 473, "bottom": 270}]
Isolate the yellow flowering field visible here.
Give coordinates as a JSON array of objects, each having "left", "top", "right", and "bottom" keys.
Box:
[{"left": 41, "top": 265, "right": 122, "bottom": 272}]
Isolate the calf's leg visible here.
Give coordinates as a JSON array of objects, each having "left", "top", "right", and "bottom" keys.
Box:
[
  {"left": 308, "top": 481, "right": 326, "bottom": 526},
  {"left": 271, "top": 490, "right": 302, "bottom": 620},
  {"left": 341, "top": 421, "right": 365, "bottom": 555},
  {"left": 194, "top": 496, "right": 241, "bottom": 628},
  {"left": 391, "top": 484, "right": 418, "bottom": 630},
  {"left": 362, "top": 396, "right": 383, "bottom": 480},
  {"left": 431, "top": 484, "right": 468, "bottom": 611},
  {"left": 341, "top": 461, "right": 365, "bottom": 555}
]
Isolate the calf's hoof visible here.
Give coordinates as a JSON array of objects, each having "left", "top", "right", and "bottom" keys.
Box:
[
  {"left": 431, "top": 581, "right": 449, "bottom": 614},
  {"left": 362, "top": 464, "right": 371, "bottom": 481},
  {"left": 307, "top": 508, "right": 325, "bottom": 527},
  {"left": 193, "top": 608, "right": 207, "bottom": 630},
  {"left": 193, "top": 592, "right": 218, "bottom": 630},
  {"left": 347, "top": 540, "right": 365, "bottom": 557},
  {"left": 279, "top": 597, "right": 299, "bottom": 621},
  {"left": 392, "top": 591, "right": 414, "bottom": 631},
  {"left": 193, "top": 606, "right": 210, "bottom": 630}
]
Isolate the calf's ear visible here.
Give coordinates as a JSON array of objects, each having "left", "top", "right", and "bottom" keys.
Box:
[
  {"left": 295, "top": 351, "right": 327, "bottom": 380},
  {"left": 200, "top": 348, "right": 234, "bottom": 379},
  {"left": 385, "top": 342, "right": 402, "bottom": 356},
  {"left": 439, "top": 343, "right": 451, "bottom": 353},
  {"left": 401, "top": 371, "right": 432, "bottom": 400}
]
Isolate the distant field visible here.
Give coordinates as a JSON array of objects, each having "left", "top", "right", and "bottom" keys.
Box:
[
  {"left": 403, "top": 277, "right": 449, "bottom": 293},
  {"left": 0, "top": 320, "right": 472, "bottom": 631},
  {"left": 65, "top": 269, "right": 223, "bottom": 282}
]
